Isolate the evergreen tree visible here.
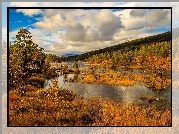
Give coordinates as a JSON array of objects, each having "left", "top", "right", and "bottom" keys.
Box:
[{"left": 9, "top": 28, "right": 48, "bottom": 89}]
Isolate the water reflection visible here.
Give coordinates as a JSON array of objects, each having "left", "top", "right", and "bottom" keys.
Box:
[
  {"left": 63, "top": 74, "right": 68, "bottom": 83},
  {"left": 44, "top": 73, "right": 171, "bottom": 109},
  {"left": 44, "top": 62, "right": 171, "bottom": 110}
]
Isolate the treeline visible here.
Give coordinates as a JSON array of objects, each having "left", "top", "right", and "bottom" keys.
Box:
[
  {"left": 61, "top": 30, "right": 171, "bottom": 61},
  {"left": 87, "top": 41, "right": 171, "bottom": 70},
  {"left": 45, "top": 54, "right": 60, "bottom": 63}
]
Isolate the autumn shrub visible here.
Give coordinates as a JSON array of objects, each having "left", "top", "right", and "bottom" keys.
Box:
[
  {"left": 82, "top": 69, "right": 170, "bottom": 90},
  {"left": 9, "top": 78, "right": 171, "bottom": 126},
  {"left": 86, "top": 41, "right": 171, "bottom": 71},
  {"left": 82, "top": 70, "right": 135, "bottom": 86},
  {"left": 43, "top": 68, "right": 59, "bottom": 79},
  {"left": 140, "top": 94, "right": 146, "bottom": 100},
  {"left": 9, "top": 91, "right": 21, "bottom": 101},
  {"left": 139, "top": 94, "right": 165, "bottom": 102},
  {"left": 144, "top": 73, "right": 171, "bottom": 90}
]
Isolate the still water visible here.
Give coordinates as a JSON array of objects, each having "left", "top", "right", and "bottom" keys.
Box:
[{"left": 44, "top": 62, "right": 171, "bottom": 110}]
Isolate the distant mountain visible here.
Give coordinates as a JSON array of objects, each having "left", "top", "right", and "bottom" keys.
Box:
[{"left": 62, "top": 53, "right": 80, "bottom": 57}]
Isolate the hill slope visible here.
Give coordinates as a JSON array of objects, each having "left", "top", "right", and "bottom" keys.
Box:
[{"left": 60, "top": 30, "right": 172, "bottom": 62}]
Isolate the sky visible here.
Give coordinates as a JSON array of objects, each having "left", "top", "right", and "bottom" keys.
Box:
[{"left": 2, "top": 2, "right": 178, "bottom": 56}]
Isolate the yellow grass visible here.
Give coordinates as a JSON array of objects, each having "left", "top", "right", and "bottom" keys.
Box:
[{"left": 9, "top": 79, "right": 171, "bottom": 126}]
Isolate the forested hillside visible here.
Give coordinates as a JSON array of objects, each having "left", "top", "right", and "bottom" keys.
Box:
[
  {"left": 87, "top": 41, "right": 171, "bottom": 70},
  {"left": 60, "top": 30, "right": 171, "bottom": 62}
]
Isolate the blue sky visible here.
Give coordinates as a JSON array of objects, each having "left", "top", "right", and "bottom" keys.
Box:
[
  {"left": 9, "top": 9, "right": 40, "bottom": 32},
  {"left": 2, "top": 2, "right": 177, "bottom": 56}
]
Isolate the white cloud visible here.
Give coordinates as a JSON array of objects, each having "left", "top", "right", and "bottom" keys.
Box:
[
  {"left": 30, "top": 33, "right": 58, "bottom": 47},
  {"left": 41, "top": 2, "right": 102, "bottom": 7},
  {"left": 6, "top": 2, "right": 173, "bottom": 56},
  {"left": 10, "top": 2, "right": 42, "bottom": 7},
  {"left": 121, "top": 16, "right": 146, "bottom": 31},
  {"left": 16, "top": 9, "right": 42, "bottom": 16},
  {"left": 118, "top": 8, "right": 171, "bottom": 32},
  {"left": 169, "top": 2, "right": 179, "bottom": 23},
  {"left": 113, "top": 27, "right": 151, "bottom": 43},
  {"left": 113, "top": 9, "right": 132, "bottom": 19},
  {"left": 2, "top": 28, "right": 7, "bottom": 42},
  {"left": 10, "top": 2, "right": 118, "bottom": 8},
  {"left": 61, "top": 23, "right": 87, "bottom": 42},
  {"left": 9, "top": 27, "right": 62, "bottom": 48},
  {"left": 6, "top": 1, "right": 175, "bottom": 24},
  {"left": 134, "top": 2, "right": 175, "bottom": 24},
  {"left": 116, "top": 2, "right": 137, "bottom": 7},
  {"left": 145, "top": 9, "right": 170, "bottom": 24},
  {"left": 44, "top": 40, "right": 112, "bottom": 55},
  {"left": 130, "top": 9, "right": 147, "bottom": 17},
  {"left": 33, "top": 9, "right": 124, "bottom": 43},
  {"left": 101, "top": 2, "right": 116, "bottom": 7},
  {"left": 95, "top": 9, "right": 124, "bottom": 41},
  {"left": 33, "top": 11, "right": 77, "bottom": 33},
  {"left": 134, "top": 2, "right": 154, "bottom": 7},
  {"left": 9, "top": 2, "right": 103, "bottom": 8}
]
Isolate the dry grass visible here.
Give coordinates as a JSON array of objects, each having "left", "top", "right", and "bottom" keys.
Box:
[
  {"left": 82, "top": 70, "right": 135, "bottom": 86},
  {"left": 140, "top": 94, "right": 165, "bottom": 102},
  {"left": 81, "top": 69, "right": 170, "bottom": 90},
  {"left": 144, "top": 74, "right": 171, "bottom": 90},
  {"left": 9, "top": 79, "right": 171, "bottom": 126}
]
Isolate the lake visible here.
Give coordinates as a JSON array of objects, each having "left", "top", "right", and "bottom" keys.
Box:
[{"left": 44, "top": 62, "right": 171, "bottom": 111}]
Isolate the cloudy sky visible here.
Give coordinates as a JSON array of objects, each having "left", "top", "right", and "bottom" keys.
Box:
[{"left": 2, "top": 2, "right": 178, "bottom": 56}]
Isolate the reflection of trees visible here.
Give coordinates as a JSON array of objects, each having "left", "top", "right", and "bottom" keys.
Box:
[
  {"left": 43, "top": 80, "right": 48, "bottom": 87},
  {"left": 63, "top": 74, "right": 68, "bottom": 83},
  {"left": 62, "top": 64, "right": 69, "bottom": 75},
  {"left": 62, "top": 73, "right": 79, "bottom": 83},
  {"left": 73, "top": 62, "right": 80, "bottom": 74},
  {"left": 74, "top": 74, "right": 79, "bottom": 82}
]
